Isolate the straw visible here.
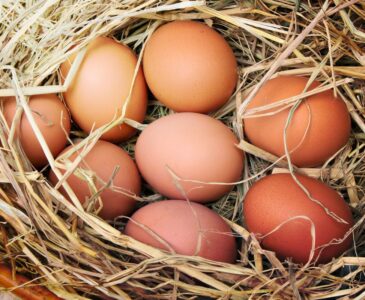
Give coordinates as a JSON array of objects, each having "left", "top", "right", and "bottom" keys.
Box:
[{"left": 0, "top": 0, "right": 364, "bottom": 299}]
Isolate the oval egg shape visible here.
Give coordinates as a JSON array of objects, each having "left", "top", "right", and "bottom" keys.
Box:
[
  {"left": 49, "top": 140, "right": 140, "bottom": 220},
  {"left": 243, "top": 173, "right": 354, "bottom": 264},
  {"left": 2, "top": 94, "right": 71, "bottom": 168},
  {"left": 143, "top": 20, "right": 237, "bottom": 113},
  {"left": 135, "top": 113, "right": 244, "bottom": 203},
  {"left": 243, "top": 76, "right": 351, "bottom": 167},
  {"left": 60, "top": 36, "right": 147, "bottom": 142},
  {"left": 125, "top": 200, "right": 237, "bottom": 263}
]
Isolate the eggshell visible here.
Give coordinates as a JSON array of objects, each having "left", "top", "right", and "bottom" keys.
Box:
[
  {"left": 60, "top": 36, "right": 147, "bottom": 142},
  {"left": 135, "top": 113, "right": 244, "bottom": 203},
  {"left": 49, "top": 140, "right": 140, "bottom": 220},
  {"left": 2, "top": 94, "right": 71, "bottom": 168},
  {"left": 243, "top": 76, "right": 351, "bottom": 167},
  {"left": 143, "top": 20, "right": 237, "bottom": 113},
  {"left": 243, "top": 173, "right": 353, "bottom": 264},
  {"left": 125, "top": 200, "right": 236, "bottom": 263}
]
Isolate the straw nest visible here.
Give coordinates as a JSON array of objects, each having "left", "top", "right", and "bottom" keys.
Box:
[{"left": 0, "top": 0, "right": 364, "bottom": 299}]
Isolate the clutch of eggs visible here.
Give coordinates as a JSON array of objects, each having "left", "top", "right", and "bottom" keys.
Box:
[{"left": 2, "top": 21, "right": 351, "bottom": 268}]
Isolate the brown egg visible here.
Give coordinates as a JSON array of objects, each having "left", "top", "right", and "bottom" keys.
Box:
[
  {"left": 49, "top": 140, "right": 140, "bottom": 220},
  {"left": 243, "top": 173, "right": 353, "bottom": 264},
  {"left": 243, "top": 76, "right": 351, "bottom": 167},
  {"left": 60, "top": 36, "right": 147, "bottom": 142},
  {"left": 135, "top": 113, "right": 244, "bottom": 203},
  {"left": 125, "top": 200, "right": 237, "bottom": 263},
  {"left": 143, "top": 20, "right": 237, "bottom": 113},
  {"left": 2, "top": 94, "right": 71, "bottom": 168}
]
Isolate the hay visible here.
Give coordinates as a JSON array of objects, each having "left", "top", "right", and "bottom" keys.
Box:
[{"left": 0, "top": 0, "right": 364, "bottom": 299}]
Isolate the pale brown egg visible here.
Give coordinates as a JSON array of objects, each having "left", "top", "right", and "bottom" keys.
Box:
[
  {"left": 243, "top": 76, "right": 351, "bottom": 167},
  {"left": 2, "top": 94, "right": 71, "bottom": 168},
  {"left": 143, "top": 20, "right": 237, "bottom": 113},
  {"left": 48, "top": 140, "right": 140, "bottom": 220},
  {"left": 60, "top": 36, "right": 147, "bottom": 142},
  {"left": 135, "top": 113, "right": 244, "bottom": 203},
  {"left": 243, "top": 173, "right": 354, "bottom": 264},
  {"left": 125, "top": 200, "right": 237, "bottom": 263}
]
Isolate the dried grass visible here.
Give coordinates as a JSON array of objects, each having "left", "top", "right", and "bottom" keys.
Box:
[{"left": 0, "top": 0, "right": 364, "bottom": 299}]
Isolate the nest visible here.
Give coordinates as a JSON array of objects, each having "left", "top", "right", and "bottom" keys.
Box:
[{"left": 0, "top": 0, "right": 364, "bottom": 299}]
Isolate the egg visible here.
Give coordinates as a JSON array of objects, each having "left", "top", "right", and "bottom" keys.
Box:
[
  {"left": 60, "top": 36, "right": 147, "bottom": 142},
  {"left": 125, "top": 200, "right": 237, "bottom": 263},
  {"left": 49, "top": 140, "right": 140, "bottom": 220},
  {"left": 243, "top": 76, "right": 351, "bottom": 167},
  {"left": 2, "top": 94, "right": 71, "bottom": 168},
  {"left": 135, "top": 113, "right": 244, "bottom": 203},
  {"left": 143, "top": 20, "right": 237, "bottom": 113},
  {"left": 243, "top": 173, "right": 353, "bottom": 264}
]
